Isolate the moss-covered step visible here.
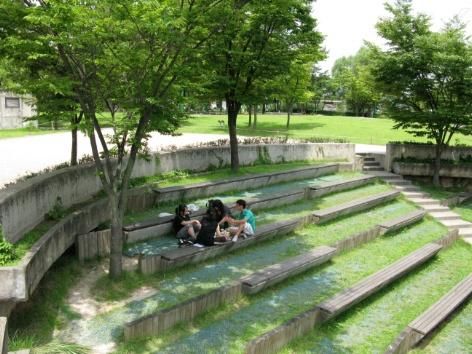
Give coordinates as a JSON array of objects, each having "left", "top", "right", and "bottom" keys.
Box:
[{"left": 386, "top": 273, "right": 472, "bottom": 354}]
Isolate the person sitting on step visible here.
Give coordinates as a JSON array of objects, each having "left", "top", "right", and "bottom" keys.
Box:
[
  {"left": 221, "top": 199, "right": 256, "bottom": 242},
  {"left": 173, "top": 204, "right": 201, "bottom": 246}
]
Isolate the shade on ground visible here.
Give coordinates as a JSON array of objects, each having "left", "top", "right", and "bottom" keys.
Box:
[
  {"left": 56, "top": 199, "right": 417, "bottom": 349},
  {"left": 117, "top": 219, "right": 447, "bottom": 353},
  {"left": 281, "top": 241, "right": 472, "bottom": 354},
  {"left": 124, "top": 172, "right": 361, "bottom": 224},
  {"left": 124, "top": 181, "right": 392, "bottom": 256}
]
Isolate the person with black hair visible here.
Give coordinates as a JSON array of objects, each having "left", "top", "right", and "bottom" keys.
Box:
[
  {"left": 221, "top": 199, "right": 256, "bottom": 242},
  {"left": 173, "top": 204, "right": 201, "bottom": 246},
  {"left": 196, "top": 200, "right": 231, "bottom": 246}
]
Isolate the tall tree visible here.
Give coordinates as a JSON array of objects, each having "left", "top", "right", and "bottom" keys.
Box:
[
  {"left": 204, "top": 0, "right": 323, "bottom": 171},
  {"left": 1, "top": 0, "right": 217, "bottom": 277},
  {"left": 331, "top": 47, "right": 380, "bottom": 117},
  {"left": 372, "top": 0, "right": 472, "bottom": 185}
]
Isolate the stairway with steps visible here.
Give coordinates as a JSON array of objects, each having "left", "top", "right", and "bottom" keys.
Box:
[
  {"left": 364, "top": 170, "right": 472, "bottom": 245},
  {"left": 361, "top": 155, "right": 384, "bottom": 172}
]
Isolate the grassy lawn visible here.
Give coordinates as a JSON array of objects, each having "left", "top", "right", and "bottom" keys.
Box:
[
  {"left": 179, "top": 114, "right": 472, "bottom": 146},
  {"left": 0, "top": 127, "right": 60, "bottom": 139}
]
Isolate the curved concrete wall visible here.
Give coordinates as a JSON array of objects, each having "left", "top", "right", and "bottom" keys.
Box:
[{"left": 0, "top": 143, "right": 355, "bottom": 242}]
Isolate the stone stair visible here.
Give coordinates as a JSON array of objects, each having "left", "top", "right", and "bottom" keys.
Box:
[
  {"left": 361, "top": 155, "right": 384, "bottom": 172},
  {"left": 365, "top": 170, "right": 472, "bottom": 246}
]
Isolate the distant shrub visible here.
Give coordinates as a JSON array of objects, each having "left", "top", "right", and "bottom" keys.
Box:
[
  {"left": 0, "top": 225, "right": 17, "bottom": 265},
  {"left": 46, "top": 197, "right": 66, "bottom": 221}
]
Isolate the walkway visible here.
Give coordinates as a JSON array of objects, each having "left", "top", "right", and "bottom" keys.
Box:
[
  {"left": 0, "top": 130, "right": 228, "bottom": 188},
  {"left": 366, "top": 170, "right": 472, "bottom": 246}
]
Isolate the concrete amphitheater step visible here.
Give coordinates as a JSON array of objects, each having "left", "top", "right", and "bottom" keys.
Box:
[
  {"left": 421, "top": 204, "right": 450, "bottom": 212},
  {"left": 408, "top": 197, "right": 441, "bottom": 205}
]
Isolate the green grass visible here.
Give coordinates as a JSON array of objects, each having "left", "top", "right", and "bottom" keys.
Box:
[
  {"left": 413, "top": 180, "right": 463, "bottom": 200},
  {"left": 283, "top": 241, "right": 472, "bottom": 354},
  {"left": 129, "top": 159, "right": 341, "bottom": 189},
  {"left": 0, "top": 127, "right": 61, "bottom": 139},
  {"left": 114, "top": 218, "right": 448, "bottom": 353},
  {"left": 8, "top": 252, "right": 84, "bottom": 351},
  {"left": 454, "top": 201, "right": 472, "bottom": 223},
  {"left": 179, "top": 114, "right": 472, "bottom": 146},
  {"left": 411, "top": 296, "right": 472, "bottom": 354}
]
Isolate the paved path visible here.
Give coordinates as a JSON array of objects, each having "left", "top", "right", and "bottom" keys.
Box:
[
  {"left": 366, "top": 170, "right": 472, "bottom": 246},
  {"left": 0, "top": 130, "right": 228, "bottom": 188}
]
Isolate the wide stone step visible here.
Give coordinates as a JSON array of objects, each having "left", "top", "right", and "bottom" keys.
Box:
[
  {"left": 365, "top": 171, "right": 402, "bottom": 180},
  {"left": 394, "top": 185, "right": 422, "bottom": 192},
  {"left": 439, "top": 219, "right": 472, "bottom": 229},
  {"left": 312, "top": 190, "right": 400, "bottom": 224},
  {"left": 429, "top": 211, "right": 462, "bottom": 220},
  {"left": 241, "top": 246, "right": 337, "bottom": 294},
  {"left": 317, "top": 243, "right": 442, "bottom": 318},
  {"left": 459, "top": 228, "right": 472, "bottom": 236},
  {"left": 363, "top": 157, "right": 376, "bottom": 162},
  {"left": 402, "top": 191, "right": 429, "bottom": 198},
  {"left": 408, "top": 197, "right": 440, "bottom": 205},
  {"left": 363, "top": 166, "right": 384, "bottom": 171},
  {"left": 364, "top": 161, "right": 380, "bottom": 167},
  {"left": 421, "top": 204, "right": 450, "bottom": 212}
]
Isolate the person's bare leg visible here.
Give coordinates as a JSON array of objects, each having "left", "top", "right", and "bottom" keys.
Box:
[{"left": 231, "top": 223, "right": 245, "bottom": 242}]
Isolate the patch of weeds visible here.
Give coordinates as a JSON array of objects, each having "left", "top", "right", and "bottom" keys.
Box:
[
  {"left": 32, "top": 341, "right": 90, "bottom": 354},
  {"left": 46, "top": 197, "right": 66, "bottom": 221},
  {"left": 0, "top": 225, "right": 17, "bottom": 265}
]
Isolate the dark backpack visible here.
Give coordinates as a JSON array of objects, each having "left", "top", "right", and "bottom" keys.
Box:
[{"left": 196, "top": 217, "right": 218, "bottom": 246}]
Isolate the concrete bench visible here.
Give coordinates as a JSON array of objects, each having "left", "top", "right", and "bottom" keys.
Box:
[
  {"left": 318, "top": 243, "right": 442, "bottom": 319},
  {"left": 378, "top": 210, "right": 426, "bottom": 235},
  {"left": 312, "top": 190, "right": 400, "bottom": 224},
  {"left": 307, "top": 175, "right": 376, "bottom": 198},
  {"left": 410, "top": 273, "right": 472, "bottom": 336},
  {"left": 241, "top": 245, "right": 337, "bottom": 294},
  {"left": 139, "top": 218, "right": 305, "bottom": 274}
]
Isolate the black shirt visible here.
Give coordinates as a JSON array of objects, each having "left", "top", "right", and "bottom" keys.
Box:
[{"left": 173, "top": 214, "right": 190, "bottom": 234}]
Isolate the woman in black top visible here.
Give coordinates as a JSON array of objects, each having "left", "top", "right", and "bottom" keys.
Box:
[{"left": 173, "top": 204, "right": 201, "bottom": 245}]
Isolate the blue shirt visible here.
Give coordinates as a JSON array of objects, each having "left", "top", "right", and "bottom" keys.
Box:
[{"left": 237, "top": 209, "right": 256, "bottom": 231}]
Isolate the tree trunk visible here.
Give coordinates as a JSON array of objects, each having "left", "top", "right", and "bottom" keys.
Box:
[
  {"left": 226, "top": 96, "right": 241, "bottom": 172},
  {"left": 286, "top": 102, "right": 292, "bottom": 129},
  {"left": 433, "top": 143, "right": 442, "bottom": 187},
  {"left": 109, "top": 198, "right": 123, "bottom": 279},
  {"left": 71, "top": 125, "right": 78, "bottom": 166},
  {"left": 248, "top": 105, "right": 252, "bottom": 127},
  {"left": 262, "top": 103, "right": 266, "bottom": 114},
  {"left": 253, "top": 105, "right": 258, "bottom": 128}
]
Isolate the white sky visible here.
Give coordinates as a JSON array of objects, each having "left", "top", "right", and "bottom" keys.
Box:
[{"left": 312, "top": 0, "right": 472, "bottom": 72}]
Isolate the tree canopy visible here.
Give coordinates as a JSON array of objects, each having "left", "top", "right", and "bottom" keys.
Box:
[{"left": 371, "top": 0, "right": 472, "bottom": 185}]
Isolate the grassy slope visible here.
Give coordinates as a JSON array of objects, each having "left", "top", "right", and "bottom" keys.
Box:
[
  {"left": 116, "top": 219, "right": 448, "bottom": 353},
  {"left": 179, "top": 114, "right": 472, "bottom": 146}
]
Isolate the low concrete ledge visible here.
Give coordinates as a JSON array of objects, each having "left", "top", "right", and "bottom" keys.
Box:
[
  {"left": 318, "top": 243, "right": 442, "bottom": 319},
  {"left": 332, "top": 227, "right": 381, "bottom": 254},
  {"left": 124, "top": 281, "right": 242, "bottom": 340},
  {"left": 384, "top": 327, "right": 423, "bottom": 354},
  {"left": 154, "top": 164, "right": 340, "bottom": 204},
  {"left": 245, "top": 308, "right": 323, "bottom": 354},
  {"left": 308, "top": 175, "right": 376, "bottom": 198},
  {"left": 312, "top": 190, "right": 400, "bottom": 224},
  {"left": 0, "top": 317, "right": 7, "bottom": 354},
  {"left": 386, "top": 273, "right": 472, "bottom": 354},
  {"left": 392, "top": 161, "right": 472, "bottom": 179},
  {"left": 139, "top": 218, "right": 306, "bottom": 274},
  {"left": 241, "top": 246, "right": 337, "bottom": 295},
  {"left": 378, "top": 210, "right": 426, "bottom": 235}
]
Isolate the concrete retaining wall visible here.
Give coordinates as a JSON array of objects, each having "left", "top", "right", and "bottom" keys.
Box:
[
  {"left": 384, "top": 327, "right": 423, "bottom": 354},
  {"left": 0, "top": 199, "right": 110, "bottom": 302},
  {"left": 385, "top": 143, "right": 472, "bottom": 172},
  {"left": 0, "top": 143, "right": 355, "bottom": 243},
  {"left": 392, "top": 162, "right": 472, "bottom": 179},
  {"left": 0, "top": 317, "right": 7, "bottom": 354}
]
